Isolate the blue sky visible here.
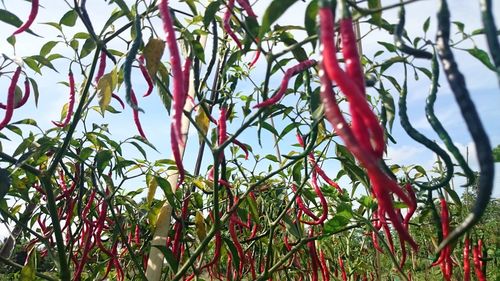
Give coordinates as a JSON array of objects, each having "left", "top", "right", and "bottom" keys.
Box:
[{"left": 0, "top": 0, "right": 498, "bottom": 207}]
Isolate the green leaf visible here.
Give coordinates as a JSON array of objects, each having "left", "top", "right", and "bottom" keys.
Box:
[
  {"left": 40, "top": 41, "right": 58, "bottom": 57},
  {"left": 191, "top": 39, "right": 205, "bottom": 63},
  {"left": 156, "top": 177, "right": 177, "bottom": 209},
  {"left": 0, "top": 169, "right": 11, "bottom": 200},
  {"left": 203, "top": 1, "right": 220, "bottom": 28},
  {"left": 96, "top": 150, "right": 113, "bottom": 174},
  {"left": 304, "top": 0, "right": 318, "bottom": 49},
  {"left": 153, "top": 245, "right": 178, "bottom": 272},
  {"left": 493, "top": 145, "right": 500, "bottom": 162},
  {"left": 60, "top": 10, "right": 78, "bottom": 27},
  {"left": 29, "top": 55, "right": 59, "bottom": 73},
  {"left": 28, "top": 78, "right": 40, "bottom": 107},
  {"left": 80, "top": 38, "right": 97, "bottom": 59},
  {"left": 466, "top": 47, "right": 496, "bottom": 71},
  {"left": 259, "top": 0, "right": 299, "bottom": 39},
  {"left": 423, "top": 17, "right": 430, "bottom": 33},
  {"left": 377, "top": 41, "right": 397, "bottom": 53}
]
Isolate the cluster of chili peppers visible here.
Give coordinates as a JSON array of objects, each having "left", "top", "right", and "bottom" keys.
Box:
[{"left": 318, "top": 0, "right": 418, "bottom": 258}]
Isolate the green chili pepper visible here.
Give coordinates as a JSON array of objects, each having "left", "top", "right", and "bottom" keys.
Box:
[
  {"left": 398, "top": 63, "right": 454, "bottom": 190},
  {"left": 425, "top": 51, "right": 475, "bottom": 186},
  {"left": 394, "top": 2, "right": 432, "bottom": 59},
  {"left": 123, "top": 14, "right": 143, "bottom": 113},
  {"left": 435, "top": 0, "right": 494, "bottom": 252}
]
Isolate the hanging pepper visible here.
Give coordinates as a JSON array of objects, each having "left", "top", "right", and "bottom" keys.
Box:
[
  {"left": 12, "top": 0, "right": 39, "bottom": 36},
  {"left": 0, "top": 77, "right": 30, "bottom": 110},
  {"left": 52, "top": 71, "right": 76, "bottom": 128},
  {"left": 463, "top": 237, "right": 471, "bottom": 281},
  {"left": 223, "top": 0, "right": 243, "bottom": 50},
  {"left": 0, "top": 67, "right": 22, "bottom": 131},
  {"left": 138, "top": 55, "right": 154, "bottom": 97},
  {"left": 159, "top": 0, "right": 186, "bottom": 187},
  {"left": 253, "top": 59, "right": 317, "bottom": 108}
]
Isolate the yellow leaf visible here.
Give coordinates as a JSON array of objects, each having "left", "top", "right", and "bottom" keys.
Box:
[
  {"left": 195, "top": 211, "right": 207, "bottom": 241},
  {"left": 97, "top": 74, "right": 113, "bottom": 115},
  {"left": 143, "top": 38, "right": 165, "bottom": 78},
  {"left": 20, "top": 248, "right": 36, "bottom": 281},
  {"left": 195, "top": 109, "right": 210, "bottom": 144},
  {"left": 147, "top": 176, "right": 158, "bottom": 206}
]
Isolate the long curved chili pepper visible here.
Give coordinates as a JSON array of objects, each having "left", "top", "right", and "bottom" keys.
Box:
[
  {"left": 292, "top": 184, "right": 320, "bottom": 221},
  {"left": 319, "top": 59, "right": 417, "bottom": 250},
  {"left": 338, "top": 255, "right": 347, "bottom": 281},
  {"left": 159, "top": 0, "right": 186, "bottom": 186},
  {"left": 129, "top": 89, "right": 147, "bottom": 139},
  {"left": 249, "top": 44, "right": 261, "bottom": 68},
  {"left": 254, "top": 59, "right": 317, "bottom": 108},
  {"left": 307, "top": 228, "right": 319, "bottom": 281},
  {"left": 112, "top": 93, "right": 125, "bottom": 109},
  {"left": 339, "top": 3, "right": 378, "bottom": 159},
  {"left": 95, "top": 51, "right": 107, "bottom": 84},
  {"left": 472, "top": 242, "right": 486, "bottom": 281},
  {"left": 480, "top": 0, "right": 500, "bottom": 84},
  {"left": 0, "top": 77, "right": 30, "bottom": 110},
  {"left": 300, "top": 171, "right": 328, "bottom": 225},
  {"left": 223, "top": 0, "right": 243, "bottom": 50},
  {"left": 123, "top": 15, "right": 143, "bottom": 113},
  {"left": 320, "top": 2, "right": 385, "bottom": 158},
  {"left": 12, "top": 0, "right": 39, "bottom": 36},
  {"left": 463, "top": 237, "right": 471, "bottom": 281},
  {"left": 426, "top": 51, "right": 475, "bottom": 186},
  {"left": 236, "top": 0, "right": 257, "bottom": 18},
  {"left": 229, "top": 214, "right": 245, "bottom": 278},
  {"left": 436, "top": 0, "right": 494, "bottom": 252},
  {"left": 394, "top": 3, "right": 432, "bottom": 59},
  {"left": 319, "top": 251, "right": 330, "bottom": 281},
  {"left": 297, "top": 132, "right": 342, "bottom": 193},
  {"left": 138, "top": 55, "right": 154, "bottom": 97},
  {"left": 0, "top": 67, "right": 22, "bottom": 130},
  {"left": 52, "top": 71, "right": 76, "bottom": 128},
  {"left": 398, "top": 63, "right": 454, "bottom": 190},
  {"left": 431, "top": 197, "right": 453, "bottom": 280}
]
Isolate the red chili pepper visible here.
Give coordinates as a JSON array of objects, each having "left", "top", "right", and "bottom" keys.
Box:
[
  {"left": 297, "top": 133, "right": 342, "bottom": 193},
  {"left": 472, "top": 242, "right": 486, "bottom": 281},
  {"left": 338, "top": 255, "right": 347, "bottom": 281},
  {"left": 138, "top": 55, "right": 154, "bottom": 97},
  {"left": 218, "top": 106, "right": 228, "bottom": 159},
  {"left": 307, "top": 228, "right": 319, "bottom": 281},
  {"left": 477, "top": 239, "right": 484, "bottom": 269},
  {"left": 0, "top": 77, "right": 30, "bottom": 110},
  {"left": 111, "top": 93, "right": 125, "bottom": 109},
  {"left": 318, "top": 59, "right": 417, "bottom": 250},
  {"left": 236, "top": 0, "right": 257, "bottom": 18},
  {"left": 320, "top": 3, "right": 384, "bottom": 158},
  {"left": 464, "top": 237, "right": 471, "bottom": 281},
  {"left": 231, "top": 138, "right": 249, "bottom": 160},
  {"left": 319, "top": 250, "right": 330, "bottom": 281},
  {"left": 253, "top": 59, "right": 317, "bottom": 108},
  {"left": 12, "top": 0, "right": 39, "bottom": 36},
  {"left": 301, "top": 171, "right": 328, "bottom": 225},
  {"left": 0, "top": 67, "right": 22, "bottom": 130},
  {"left": 249, "top": 41, "right": 261, "bottom": 68},
  {"left": 134, "top": 224, "right": 140, "bottom": 245},
  {"left": 52, "top": 71, "right": 76, "bottom": 128},
  {"left": 229, "top": 214, "right": 245, "bottom": 278},
  {"left": 129, "top": 89, "right": 147, "bottom": 139},
  {"left": 159, "top": 0, "right": 186, "bottom": 187},
  {"left": 431, "top": 197, "right": 452, "bottom": 280},
  {"left": 95, "top": 50, "right": 107, "bottom": 84},
  {"left": 223, "top": 0, "right": 242, "bottom": 50},
  {"left": 291, "top": 184, "right": 320, "bottom": 221}
]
